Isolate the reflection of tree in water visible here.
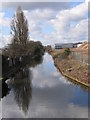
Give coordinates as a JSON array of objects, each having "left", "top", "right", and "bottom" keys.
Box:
[
  {"left": 30, "top": 55, "right": 43, "bottom": 68},
  {"left": 11, "top": 56, "right": 43, "bottom": 114},
  {"left": 2, "top": 82, "right": 10, "bottom": 99},
  {"left": 11, "top": 68, "right": 32, "bottom": 114}
]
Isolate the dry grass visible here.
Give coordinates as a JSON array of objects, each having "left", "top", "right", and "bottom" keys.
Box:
[
  {"left": 57, "top": 58, "right": 89, "bottom": 84},
  {"left": 51, "top": 49, "right": 89, "bottom": 85}
]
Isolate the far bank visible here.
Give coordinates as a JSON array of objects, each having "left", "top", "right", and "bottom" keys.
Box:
[{"left": 46, "top": 46, "right": 90, "bottom": 88}]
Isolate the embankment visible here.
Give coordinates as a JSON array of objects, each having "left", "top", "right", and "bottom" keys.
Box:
[{"left": 50, "top": 50, "right": 90, "bottom": 88}]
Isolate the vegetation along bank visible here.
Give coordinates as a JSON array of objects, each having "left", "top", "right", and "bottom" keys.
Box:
[{"left": 47, "top": 47, "right": 90, "bottom": 88}]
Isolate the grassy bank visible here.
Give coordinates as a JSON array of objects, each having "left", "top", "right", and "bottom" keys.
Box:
[{"left": 50, "top": 49, "right": 90, "bottom": 88}]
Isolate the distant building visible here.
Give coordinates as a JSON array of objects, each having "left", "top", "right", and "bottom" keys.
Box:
[
  {"left": 55, "top": 43, "right": 74, "bottom": 49},
  {"left": 73, "top": 43, "right": 77, "bottom": 48},
  {"left": 55, "top": 42, "right": 83, "bottom": 49},
  {"left": 74, "top": 42, "right": 83, "bottom": 48}
]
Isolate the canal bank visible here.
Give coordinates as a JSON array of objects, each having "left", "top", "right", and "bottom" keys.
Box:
[{"left": 50, "top": 50, "right": 90, "bottom": 88}]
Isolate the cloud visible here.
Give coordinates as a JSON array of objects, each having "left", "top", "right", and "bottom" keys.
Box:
[
  {"left": 0, "top": 1, "right": 88, "bottom": 48},
  {"left": 24, "top": 9, "right": 56, "bottom": 32},
  {"left": 85, "top": 0, "right": 90, "bottom": 3},
  {"left": 23, "top": 9, "right": 57, "bottom": 44},
  {"left": 24, "top": 1, "right": 88, "bottom": 45},
  {"left": 49, "top": 2, "right": 88, "bottom": 44},
  {"left": 70, "top": 1, "right": 88, "bottom": 21},
  {"left": 0, "top": 33, "right": 12, "bottom": 48},
  {"left": 2, "top": 2, "right": 71, "bottom": 11},
  {"left": 0, "top": 12, "right": 11, "bottom": 27}
]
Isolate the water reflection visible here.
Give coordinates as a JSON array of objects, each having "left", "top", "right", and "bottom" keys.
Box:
[
  {"left": 9, "top": 56, "right": 43, "bottom": 114},
  {"left": 1, "top": 53, "right": 88, "bottom": 118},
  {"left": 2, "top": 82, "right": 10, "bottom": 99},
  {"left": 10, "top": 68, "right": 32, "bottom": 114},
  {"left": 30, "top": 56, "right": 43, "bottom": 68},
  {"left": 66, "top": 78, "right": 89, "bottom": 92},
  {"left": 2, "top": 55, "right": 43, "bottom": 116}
]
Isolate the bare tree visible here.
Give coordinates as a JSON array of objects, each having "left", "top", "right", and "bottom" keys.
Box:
[{"left": 11, "top": 6, "right": 29, "bottom": 47}]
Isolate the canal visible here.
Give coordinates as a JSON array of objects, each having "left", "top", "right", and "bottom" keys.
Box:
[{"left": 0, "top": 53, "right": 89, "bottom": 118}]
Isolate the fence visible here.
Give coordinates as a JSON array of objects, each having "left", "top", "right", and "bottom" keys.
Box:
[{"left": 71, "top": 52, "right": 88, "bottom": 65}]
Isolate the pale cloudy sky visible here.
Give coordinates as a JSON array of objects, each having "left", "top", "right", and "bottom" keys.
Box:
[{"left": 0, "top": 0, "right": 90, "bottom": 48}]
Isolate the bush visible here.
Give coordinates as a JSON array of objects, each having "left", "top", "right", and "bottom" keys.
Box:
[
  {"left": 64, "top": 48, "right": 71, "bottom": 56},
  {"left": 27, "top": 41, "right": 44, "bottom": 57}
]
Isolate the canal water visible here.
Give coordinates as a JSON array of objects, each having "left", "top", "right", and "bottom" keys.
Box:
[{"left": 1, "top": 53, "right": 89, "bottom": 118}]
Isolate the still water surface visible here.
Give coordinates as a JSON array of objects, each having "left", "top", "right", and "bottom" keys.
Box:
[{"left": 1, "top": 53, "right": 88, "bottom": 118}]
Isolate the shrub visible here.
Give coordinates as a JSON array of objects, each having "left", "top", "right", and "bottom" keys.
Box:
[{"left": 64, "top": 48, "right": 71, "bottom": 56}]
